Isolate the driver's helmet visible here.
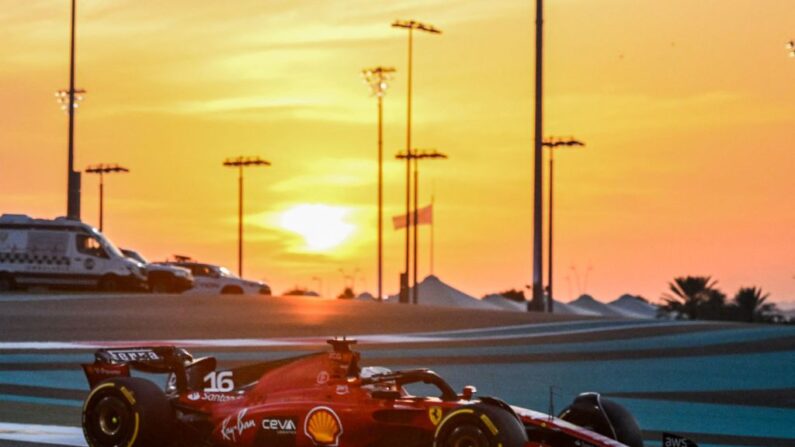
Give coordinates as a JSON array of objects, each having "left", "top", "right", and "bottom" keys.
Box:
[{"left": 360, "top": 366, "right": 396, "bottom": 393}]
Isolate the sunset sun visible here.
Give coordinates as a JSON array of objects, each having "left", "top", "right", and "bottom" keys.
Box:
[{"left": 279, "top": 204, "right": 356, "bottom": 252}]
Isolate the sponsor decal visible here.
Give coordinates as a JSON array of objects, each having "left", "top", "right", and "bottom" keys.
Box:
[
  {"left": 428, "top": 406, "right": 443, "bottom": 426},
  {"left": 479, "top": 414, "right": 499, "bottom": 435},
  {"left": 84, "top": 258, "right": 95, "bottom": 270},
  {"left": 107, "top": 349, "right": 160, "bottom": 362},
  {"left": 119, "top": 386, "right": 136, "bottom": 406},
  {"left": 221, "top": 408, "right": 256, "bottom": 442},
  {"left": 304, "top": 406, "right": 342, "bottom": 446},
  {"left": 85, "top": 365, "right": 127, "bottom": 377},
  {"left": 255, "top": 417, "right": 297, "bottom": 447},
  {"left": 316, "top": 371, "right": 330, "bottom": 385},
  {"left": 663, "top": 433, "right": 698, "bottom": 447},
  {"left": 188, "top": 392, "right": 242, "bottom": 403},
  {"left": 261, "top": 418, "right": 297, "bottom": 434},
  {"left": 335, "top": 385, "right": 349, "bottom": 395}
]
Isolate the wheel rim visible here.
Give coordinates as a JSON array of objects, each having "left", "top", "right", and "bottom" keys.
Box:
[
  {"left": 447, "top": 426, "right": 490, "bottom": 447},
  {"left": 89, "top": 395, "right": 132, "bottom": 445}
]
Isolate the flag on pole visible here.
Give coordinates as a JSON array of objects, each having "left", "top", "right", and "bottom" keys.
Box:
[{"left": 393, "top": 204, "right": 432, "bottom": 230}]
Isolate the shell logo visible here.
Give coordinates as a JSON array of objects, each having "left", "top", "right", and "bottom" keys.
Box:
[{"left": 304, "top": 406, "right": 343, "bottom": 446}]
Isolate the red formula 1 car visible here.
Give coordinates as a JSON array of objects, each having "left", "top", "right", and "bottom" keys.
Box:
[{"left": 80, "top": 339, "right": 690, "bottom": 447}]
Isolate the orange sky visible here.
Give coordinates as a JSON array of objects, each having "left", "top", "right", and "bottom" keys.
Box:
[{"left": 2, "top": 0, "right": 794, "bottom": 303}]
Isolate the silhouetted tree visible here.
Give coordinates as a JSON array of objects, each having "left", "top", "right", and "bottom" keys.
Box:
[
  {"left": 659, "top": 276, "right": 719, "bottom": 320},
  {"left": 284, "top": 287, "right": 309, "bottom": 296},
  {"left": 731, "top": 287, "right": 776, "bottom": 323},
  {"left": 337, "top": 287, "right": 355, "bottom": 300},
  {"left": 702, "top": 288, "right": 729, "bottom": 320},
  {"left": 500, "top": 289, "right": 527, "bottom": 303}
]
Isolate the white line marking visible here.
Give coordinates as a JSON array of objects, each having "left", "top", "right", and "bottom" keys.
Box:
[
  {"left": 0, "top": 321, "right": 702, "bottom": 351},
  {"left": 0, "top": 422, "right": 85, "bottom": 446}
]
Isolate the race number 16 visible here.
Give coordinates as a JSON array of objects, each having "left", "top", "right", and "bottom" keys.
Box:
[{"left": 203, "top": 371, "right": 234, "bottom": 392}]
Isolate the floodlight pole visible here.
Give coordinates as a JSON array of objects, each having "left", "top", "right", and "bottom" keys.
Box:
[
  {"left": 396, "top": 149, "right": 448, "bottom": 304},
  {"left": 66, "top": 0, "right": 81, "bottom": 220},
  {"left": 223, "top": 156, "right": 271, "bottom": 277},
  {"left": 392, "top": 19, "right": 441, "bottom": 304},
  {"left": 530, "top": 0, "right": 545, "bottom": 312},
  {"left": 542, "top": 137, "right": 585, "bottom": 313},
  {"left": 85, "top": 164, "right": 130, "bottom": 232},
  {"left": 362, "top": 67, "right": 396, "bottom": 302}
]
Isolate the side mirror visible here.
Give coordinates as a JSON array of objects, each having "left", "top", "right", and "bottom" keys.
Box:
[{"left": 461, "top": 385, "right": 477, "bottom": 400}]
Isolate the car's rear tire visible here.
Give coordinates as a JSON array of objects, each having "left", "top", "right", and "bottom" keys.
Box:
[
  {"left": 148, "top": 273, "right": 172, "bottom": 294},
  {"left": 0, "top": 274, "right": 14, "bottom": 292},
  {"left": 434, "top": 404, "right": 528, "bottom": 447},
  {"left": 221, "top": 285, "right": 243, "bottom": 295},
  {"left": 83, "top": 377, "right": 174, "bottom": 447}
]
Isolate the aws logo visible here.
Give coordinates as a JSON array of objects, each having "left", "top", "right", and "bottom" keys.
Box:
[{"left": 304, "top": 406, "right": 342, "bottom": 446}]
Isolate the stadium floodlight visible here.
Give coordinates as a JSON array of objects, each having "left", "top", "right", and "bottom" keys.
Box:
[
  {"left": 391, "top": 19, "right": 442, "bottom": 304},
  {"left": 55, "top": 89, "right": 86, "bottom": 111},
  {"left": 395, "top": 149, "right": 448, "bottom": 304},
  {"left": 362, "top": 66, "right": 396, "bottom": 302},
  {"left": 85, "top": 164, "right": 130, "bottom": 232},
  {"left": 223, "top": 156, "right": 272, "bottom": 277},
  {"left": 541, "top": 137, "right": 585, "bottom": 313},
  {"left": 362, "top": 66, "right": 396, "bottom": 97}
]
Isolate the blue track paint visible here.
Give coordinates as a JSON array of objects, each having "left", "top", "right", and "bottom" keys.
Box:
[
  {"left": 0, "top": 393, "right": 82, "bottom": 408},
  {"left": 0, "top": 371, "right": 88, "bottom": 391}
]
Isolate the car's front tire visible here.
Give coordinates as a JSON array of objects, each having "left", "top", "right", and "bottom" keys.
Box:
[
  {"left": 434, "top": 403, "right": 528, "bottom": 447},
  {"left": 98, "top": 275, "right": 120, "bottom": 292},
  {"left": 82, "top": 377, "right": 174, "bottom": 447}
]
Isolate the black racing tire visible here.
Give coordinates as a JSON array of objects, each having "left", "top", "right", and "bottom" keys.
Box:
[
  {"left": 0, "top": 274, "right": 14, "bottom": 292},
  {"left": 600, "top": 397, "right": 644, "bottom": 447},
  {"left": 98, "top": 275, "right": 120, "bottom": 292},
  {"left": 82, "top": 377, "right": 174, "bottom": 447},
  {"left": 148, "top": 274, "right": 172, "bottom": 294},
  {"left": 434, "top": 403, "right": 528, "bottom": 447},
  {"left": 559, "top": 393, "right": 644, "bottom": 447},
  {"left": 150, "top": 281, "right": 171, "bottom": 293},
  {"left": 221, "top": 285, "right": 243, "bottom": 295}
]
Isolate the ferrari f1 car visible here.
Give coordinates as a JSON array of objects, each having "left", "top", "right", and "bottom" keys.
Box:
[{"left": 80, "top": 339, "right": 694, "bottom": 447}]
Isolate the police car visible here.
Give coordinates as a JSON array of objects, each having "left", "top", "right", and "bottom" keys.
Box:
[
  {"left": 163, "top": 260, "right": 271, "bottom": 295},
  {"left": 0, "top": 214, "right": 145, "bottom": 291},
  {"left": 120, "top": 249, "right": 194, "bottom": 293}
]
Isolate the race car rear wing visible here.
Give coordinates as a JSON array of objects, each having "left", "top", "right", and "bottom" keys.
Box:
[{"left": 81, "top": 346, "right": 196, "bottom": 390}]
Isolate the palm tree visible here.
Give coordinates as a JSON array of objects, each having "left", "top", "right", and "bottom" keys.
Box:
[
  {"left": 660, "top": 276, "right": 719, "bottom": 320},
  {"left": 732, "top": 287, "right": 776, "bottom": 323}
]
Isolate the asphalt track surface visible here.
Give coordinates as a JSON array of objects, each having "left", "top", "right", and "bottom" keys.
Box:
[{"left": 0, "top": 293, "right": 793, "bottom": 447}]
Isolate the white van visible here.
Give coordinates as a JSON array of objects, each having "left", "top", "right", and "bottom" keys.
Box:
[{"left": 0, "top": 214, "right": 146, "bottom": 291}]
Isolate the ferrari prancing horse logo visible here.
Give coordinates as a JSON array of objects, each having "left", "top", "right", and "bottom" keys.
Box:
[{"left": 428, "top": 406, "right": 443, "bottom": 426}]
